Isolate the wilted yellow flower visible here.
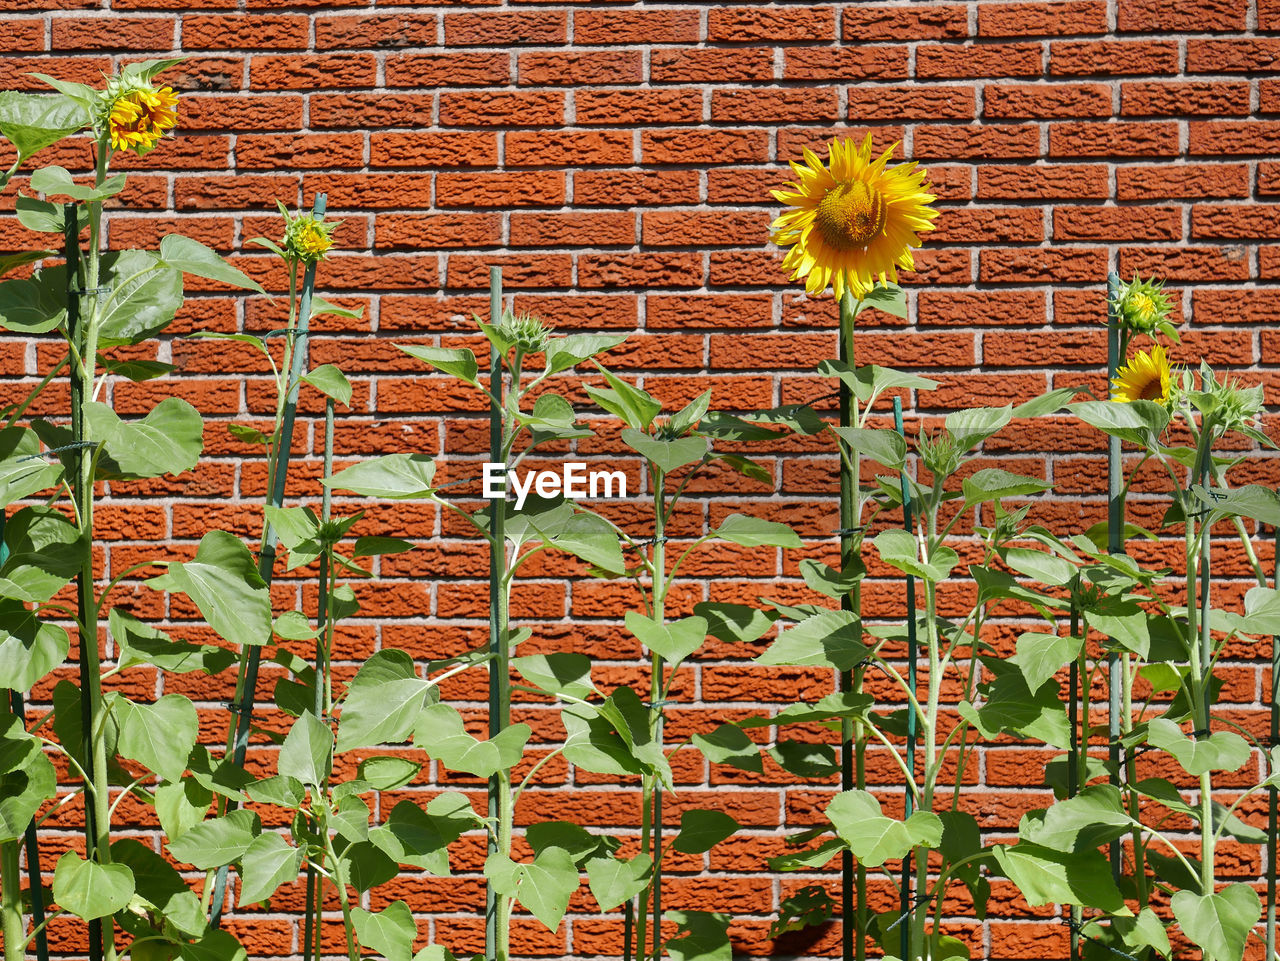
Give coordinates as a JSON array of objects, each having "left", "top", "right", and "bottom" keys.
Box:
[
  {"left": 770, "top": 134, "right": 938, "bottom": 300},
  {"left": 1111, "top": 345, "right": 1172, "bottom": 404},
  {"left": 106, "top": 85, "right": 178, "bottom": 154}
]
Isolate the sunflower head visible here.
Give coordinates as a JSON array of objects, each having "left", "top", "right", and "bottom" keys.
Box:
[
  {"left": 280, "top": 204, "right": 337, "bottom": 264},
  {"left": 498, "top": 310, "right": 551, "bottom": 354},
  {"left": 100, "top": 74, "right": 178, "bottom": 155},
  {"left": 770, "top": 134, "right": 938, "bottom": 301},
  {"left": 1111, "top": 344, "right": 1173, "bottom": 405},
  {"left": 1110, "top": 273, "right": 1175, "bottom": 339}
]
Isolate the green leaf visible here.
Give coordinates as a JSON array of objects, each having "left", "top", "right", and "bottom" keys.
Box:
[
  {"left": 485, "top": 847, "right": 579, "bottom": 931},
  {"left": 0, "top": 264, "right": 67, "bottom": 333},
  {"left": 1008, "top": 631, "right": 1082, "bottom": 692},
  {"left": 0, "top": 249, "right": 56, "bottom": 280},
  {"left": 0, "top": 714, "right": 56, "bottom": 841},
  {"left": 0, "top": 91, "right": 88, "bottom": 159},
  {"left": 590, "top": 368, "right": 661, "bottom": 429},
  {"left": 278, "top": 711, "right": 332, "bottom": 787},
  {"left": 586, "top": 854, "right": 651, "bottom": 912},
  {"left": 97, "top": 356, "right": 177, "bottom": 383},
  {"left": 958, "top": 658, "right": 1072, "bottom": 750},
  {"left": 1026, "top": 785, "right": 1134, "bottom": 853},
  {"left": 713, "top": 513, "right": 803, "bottom": 549},
  {"left": 337, "top": 650, "right": 435, "bottom": 753},
  {"left": 30, "top": 164, "right": 126, "bottom": 202},
  {"left": 95, "top": 397, "right": 203, "bottom": 479},
  {"left": 1012, "top": 385, "right": 1081, "bottom": 419},
  {"left": 178, "top": 930, "right": 248, "bottom": 961},
  {"left": 117, "top": 694, "right": 198, "bottom": 782},
  {"left": 302, "top": 364, "right": 352, "bottom": 407},
  {"left": 399, "top": 344, "right": 480, "bottom": 384},
  {"left": 625, "top": 611, "right": 707, "bottom": 665},
  {"left": 992, "top": 842, "right": 1128, "bottom": 914},
  {"left": 692, "top": 724, "right": 763, "bottom": 773},
  {"left": 694, "top": 602, "right": 778, "bottom": 644},
  {"left": 0, "top": 427, "right": 61, "bottom": 506},
  {"left": 154, "top": 779, "right": 213, "bottom": 842},
  {"left": 769, "top": 884, "right": 835, "bottom": 938},
  {"left": 159, "top": 234, "right": 265, "bottom": 294},
  {"left": 526, "top": 821, "right": 607, "bottom": 864},
  {"left": 110, "top": 839, "right": 205, "bottom": 937},
  {"left": 246, "top": 775, "right": 305, "bottom": 809},
  {"left": 98, "top": 249, "right": 184, "bottom": 346},
  {"left": 416, "top": 703, "right": 530, "bottom": 778},
  {"left": 874, "top": 528, "right": 958, "bottom": 581},
  {"left": 672, "top": 809, "right": 739, "bottom": 854},
  {"left": 111, "top": 609, "right": 235, "bottom": 675},
  {"left": 1084, "top": 600, "right": 1151, "bottom": 658},
  {"left": 756, "top": 609, "right": 866, "bottom": 671},
  {"left": 514, "top": 652, "right": 597, "bottom": 701},
  {"left": 167, "top": 809, "right": 259, "bottom": 870},
  {"left": 325, "top": 453, "right": 438, "bottom": 499},
  {"left": 358, "top": 756, "right": 421, "bottom": 792},
  {"left": 817, "top": 361, "right": 938, "bottom": 407},
  {"left": 1191, "top": 484, "right": 1280, "bottom": 526},
  {"left": 0, "top": 599, "right": 68, "bottom": 690},
  {"left": 862, "top": 282, "right": 908, "bottom": 318},
  {"left": 621, "top": 429, "right": 709, "bottom": 474},
  {"left": 827, "top": 790, "right": 942, "bottom": 868},
  {"left": 529, "top": 509, "right": 626, "bottom": 575},
  {"left": 524, "top": 393, "right": 576, "bottom": 429},
  {"left": 945, "top": 405, "right": 1012, "bottom": 451},
  {"left": 1070, "top": 400, "right": 1169, "bottom": 447},
  {"left": 237, "top": 832, "right": 303, "bottom": 907},
  {"left": 664, "top": 910, "right": 732, "bottom": 961},
  {"left": 767, "top": 837, "right": 844, "bottom": 872},
  {"left": 736, "top": 691, "right": 872, "bottom": 729},
  {"left": 830, "top": 427, "right": 907, "bottom": 471},
  {"left": 352, "top": 901, "right": 418, "bottom": 961},
  {"left": 148, "top": 530, "right": 271, "bottom": 649},
  {"left": 52, "top": 852, "right": 134, "bottom": 921},
  {"left": 368, "top": 797, "right": 471, "bottom": 876},
  {"left": 1002, "top": 547, "right": 1075, "bottom": 587},
  {"left": 1147, "top": 717, "right": 1250, "bottom": 777},
  {"left": 545, "top": 332, "right": 629, "bottom": 374},
  {"left": 769, "top": 740, "right": 839, "bottom": 778},
  {"left": 1172, "top": 884, "right": 1260, "bottom": 961},
  {"left": 1223, "top": 585, "right": 1280, "bottom": 636},
  {"left": 962, "top": 468, "right": 1051, "bottom": 507},
  {"left": 16, "top": 194, "right": 85, "bottom": 234}
]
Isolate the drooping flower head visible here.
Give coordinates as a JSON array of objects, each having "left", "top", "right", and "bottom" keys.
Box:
[
  {"left": 101, "top": 75, "right": 178, "bottom": 155},
  {"left": 1110, "top": 273, "right": 1175, "bottom": 338},
  {"left": 1111, "top": 344, "right": 1172, "bottom": 404},
  {"left": 281, "top": 205, "right": 337, "bottom": 264},
  {"left": 770, "top": 134, "right": 939, "bottom": 300}
]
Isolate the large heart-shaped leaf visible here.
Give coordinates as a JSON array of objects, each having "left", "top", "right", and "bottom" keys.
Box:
[
  {"left": 0, "top": 714, "right": 56, "bottom": 841},
  {"left": 1172, "top": 884, "right": 1260, "bottom": 961},
  {"left": 94, "top": 397, "right": 203, "bottom": 480},
  {"left": 159, "top": 233, "right": 265, "bottom": 294},
  {"left": 626, "top": 611, "right": 708, "bottom": 665},
  {"left": 52, "top": 852, "right": 134, "bottom": 920},
  {"left": 0, "top": 91, "right": 88, "bottom": 159},
  {"left": 167, "top": 809, "right": 259, "bottom": 870},
  {"left": 756, "top": 609, "right": 865, "bottom": 671},
  {"left": 415, "top": 703, "right": 530, "bottom": 778},
  {"left": 278, "top": 711, "right": 332, "bottom": 787},
  {"left": 484, "top": 847, "right": 579, "bottom": 931},
  {"left": 117, "top": 694, "right": 199, "bottom": 782},
  {"left": 586, "top": 854, "right": 651, "bottom": 912},
  {"left": 325, "top": 453, "right": 437, "bottom": 499},
  {"left": 238, "top": 832, "right": 303, "bottom": 907},
  {"left": 1147, "top": 717, "right": 1250, "bottom": 777},
  {"left": 337, "top": 650, "right": 435, "bottom": 753},
  {"left": 398, "top": 345, "right": 479, "bottom": 385},
  {"left": 621, "top": 429, "right": 709, "bottom": 474},
  {"left": 671, "top": 810, "right": 739, "bottom": 854},
  {"left": 713, "top": 513, "right": 803, "bottom": 549},
  {"left": 0, "top": 598, "right": 68, "bottom": 690},
  {"left": 98, "top": 249, "right": 184, "bottom": 346},
  {"left": 0, "top": 264, "right": 67, "bottom": 333},
  {"left": 826, "top": 790, "right": 941, "bottom": 867},
  {"left": 993, "top": 841, "right": 1127, "bottom": 913},
  {"left": 148, "top": 531, "right": 271, "bottom": 649},
  {"left": 352, "top": 901, "right": 418, "bottom": 961}
]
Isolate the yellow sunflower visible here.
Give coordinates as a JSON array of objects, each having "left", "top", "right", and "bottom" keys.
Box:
[
  {"left": 770, "top": 134, "right": 938, "bottom": 300},
  {"left": 1111, "top": 344, "right": 1172, "bottom": 403},
  {"left": 107, "top": 85, "right": 178, "bottom": 154}
]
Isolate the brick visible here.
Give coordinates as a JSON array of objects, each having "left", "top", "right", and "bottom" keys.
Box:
[
  {"left": 640, "top": 129, "right": 768, "bottom": 165},
  {"left": 1192, "top": 204, "right": 1280, "bottom": 240},
  {"left": 842, "top": 4, "right": 968, "bottom": 40},
  {"left": 1121, "top": 81, "right": 1250, "bottom": 117},
  {"left": 4, "top": 17, "right": 42, "bottom": 50},
  {"left": 574, "top": 170, "right": 700, "bottom": 207},
  {"left": 1118, "top": 0, "right": 1246, "bottom": 32},
  {"left": 0, "top": 56, "right": 111, "bottom": 90},
  {"left": 1053, "top": 205, "right": 1182, "bottom": 242},
  {"left": 444, "top": 10, "right": 565, "bottom": 45},
  {"left": 977, "top": 164, "right": 1110, "bottom": 200},
  {"left": 1049, "top": 121, "right": 1180, "bottom": 158},
  {"left": 436, "top": 171, "right": 564, "bottom": 209},
  {"left": 314, "top": 13, "right": 438, "bottom": 49},
  {"left": 573, "top": 9, "right": 701, "bottom": 44},
  {"left": 708, "top": 6, "right": 834, "bottom": 41},
  {"left": 509, "top": 211, "right": 635, "bottom": 247},
  {"left": 249, "top": 54, "right": 377, "bottom": 90},
  {"left": 507, "top": 130, "right": 633, "bottom": 167},
  {"left": 180, "top": 94, "right": 302, "bottom": 131},
  {"left": 711, "top": 89, "right": 839, "bottom": 124},
  {"left": 1117, "top": 163, "right": 1249, "bottom": 200},
  {"left": 1259, "top": 162, "right": 1280, "bottom": 195},
  {"left": 984, "top": 83, "right": 1112, "bottom": 119},
  {"left": 931, "top": 207, "right": 1044, "bottom": 244},
  {"left": 641, "top": 210, "right": 772, "bottom": 247},
  {"left": 302, "top": 173, "right": 434, "bottom": 209},
  {"left": 978, "top": 1, "right": 1108, "bottom": 35},
  {"left": 847, "top": 85, "right": 974, "bottom": 120},
  {"left": 1187, "top": 39, "right": 1280, "bottom": 72},
  {"left": 1050, "top": 40, "right": 1180, "bottom": 76},
  {"left": 182, "top": 14, "right": 308, "bottom": 50},
  {"left": 51, "top": 15, "right": 174, "bottom": 49},
  {"left": 1264, "top": 0, "right": 1280, "bottom": 29},
  {"left": 650, "top": 48, "right": 774, "bottom": 84},
  {"left": 577, "top": 89, "right": 701, "bottom": 126},
  {"left": 979, "top": 247, "right": 1109, "bottom": 283},
  {"left": 783, "top": 47, "right": 909, "bottom": 81},
  {"left": 914, "top": 124, "right": 1041, "bottom": 160},
  {"left": 1190, "top": 121, "right": 1280, "bottom": 156},
  {"left": 439, "top": 91, "right": 563, "bottom": 127},
  {"left": 385, "top": 53, "right": 509, "bottom": 87},
  {"left": 236, "top": 133, "right": 364, "bottom": 170},
  {"left": 370, "top": 131, "right": 497, "bottom": 169},
  {"left": 1118, "top": 246, "right": 1251, "bottom": 282},
  {"left": 917, "top": 43, "right": 1043, "bottom": 79},
  {"left": 519, "top": 51, "right": 642, "bottom": 86},
  {"left": 374, "top": 212, "right": 502, "bottom": 249}
]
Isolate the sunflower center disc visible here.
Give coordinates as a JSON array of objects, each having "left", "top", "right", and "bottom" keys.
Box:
[{"left": 815, "top": 181, "right": 888, "bottom": 251}]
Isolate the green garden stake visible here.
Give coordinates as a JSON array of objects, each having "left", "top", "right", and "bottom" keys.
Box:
[
  {"left": 211, "top": 192, "right": 328, "bottom": 926},
  {"left": 892, "top": 397, "right": 916, "bottom": 961},
  {"left": 1104, "top": 270, "right": 1123, "bottom": 883},
  {"left": 1269, "top": 507, "right": 1279, "bottom": 961},
  {"left": 1067, "top": 602, "right": 1081, "bottom": 961},
  {"left": 485, "top": 265, "right": 509, "bottom": 961}
]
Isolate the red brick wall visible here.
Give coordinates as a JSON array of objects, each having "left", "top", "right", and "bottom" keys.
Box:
[{"left": 3, "top": 1, "right": 1278, "bottom": 959}]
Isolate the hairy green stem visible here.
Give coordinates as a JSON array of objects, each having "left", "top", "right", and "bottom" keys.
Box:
[{"left": 0, "top": 704, "right": 24, "bottom": 961}]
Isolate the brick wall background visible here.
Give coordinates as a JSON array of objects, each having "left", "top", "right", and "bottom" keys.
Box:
[{"left": 2, "top": 0, "right": 1279, "bottom": 959}]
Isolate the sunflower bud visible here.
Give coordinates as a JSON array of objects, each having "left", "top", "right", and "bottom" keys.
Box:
[
  {"left": 1109, "top": 274, "right": 1174, "bottom": 337},
  {"left": 280, "top": 206, "right": 337, "bottom": 264},
  {"left": 498, "top": 310, "right": 550, "bottom": 354},
  {"left": 99, "top": 74, "right": 178, "bottom": 156}
]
